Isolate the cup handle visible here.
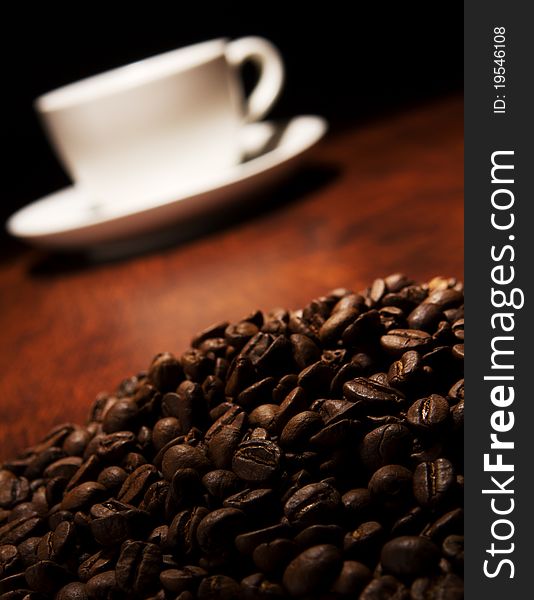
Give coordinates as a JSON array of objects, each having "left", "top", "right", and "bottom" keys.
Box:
[{"left": 226, "top": 36, "right": 285, "bottom": 122}]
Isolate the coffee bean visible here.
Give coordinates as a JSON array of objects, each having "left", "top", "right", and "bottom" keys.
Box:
[
  {"left": 359, "top": 424, "right": 412, "bottom": 471},
  {"left": 96, "top": 466, "right": 127, "bottom": 490},
  {"left": 282, "top": 544, "right": 342, "bottom": 596},
  {"left": 284, "top": 482, "right": 341, "bottom": 528},
  {"left": 413, "top": 458, "right": 455, "bottom": 507},
  {"left": 168, "top": 507, "right": 208, "bottom": 557},
  {"left": 162, "top": 445, "right": 211, "bottom": 480},
  {"left": 197, "top": 575, "right": 240, "bottom": 600},
  {"left": 360, "top": 575, "right": 409, "bottom": 600},
  {"left": 223, "top": 488, "right": 274, "bottom": 514},
  {"left": 319, "top": 308, "right": 360, "bottom": 346},
  {"left": 407, "top": 304, "right": 444, "bottom": 333},
  {"left": 25, "top": 560, "right": 71, "bottom": 594},
  {"left": 152, "top": 418, "right": 182, "bottom": 452},
  {"left": 280, "top": 411, "right": 323, "bottom": 448},
  {"left": 160, "top": 565, "right": 206, "bottom": 594},
  {"left": 290, "top": 334, "right": 321, "bottom": 370},
  {"left": 0, "top": 473, "right": 30, "bottom": 509},
  {"left": 0, "top": 275, "right": 465, "bottom": 596},
  {"left": 344, "top": 378, "right": 405, "bottom": 413},
  {"left": 411, "top": 573, "right": 464, "bottom": 600},
  {"left": 85, "top": 570, "right": 118, "bottom": 599},
  {"left": 368, "top": 465, "right": 413, "bottom": 509},
  {"left": 442, "top": 535, "right": 464, "bottom": 572},
  {"left": 60, "top": 482, "right": 106, "bottom": 512},
  {"left": 117, "top": 464, "right": 158, "bottom": 505},
  {"left": 232, "top": 439, "right": 281, "bottom": 482},
  {"left": 115, "top": 540, "right": 162, "bottom": 596},
  {"left": 201, "top": 470, "right": 241, "bottom": 500},
  {"left": 241, "top": 572, "right": 286, "bottom": 599},
  {"left": 381, "top": 329, "right": 432, "bottom": 356},
  {"left": 331, "top": 560, "right": 372, "bottom": 596},
  {"left": 342, "top": 489, "right": 373, "bottom": 525},
  {"left": 294, "top": 524, "right": 344, "bottom": 549},
  {"left": 344, "top": 521, "right": 384, "bottom": 562},
  {"left": 407, "top": 395, "right": 450, "bottom": 431},
  {"left": 56, "top": 581, "right": 89, "bottom": 600},
  {"left": 253, "top": 538, "right": 297, "bottom": 574},
  {"left": 249, "top": 404, "right": 280, "bottom": 433},
  {"left": 148, "top": 352, "right": 183, "bottom": 392},
  {"left": 381, "top": 536, "right": 440, "bottom": 577}
]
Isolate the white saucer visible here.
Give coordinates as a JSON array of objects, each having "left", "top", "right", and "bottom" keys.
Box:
[{"left": 7, "top": 115, "right": 327, "bottom": 249}]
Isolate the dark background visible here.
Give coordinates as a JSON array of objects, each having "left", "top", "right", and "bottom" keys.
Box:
[{"left": 1, "top": 5, "right": 462, "bottom": 236}]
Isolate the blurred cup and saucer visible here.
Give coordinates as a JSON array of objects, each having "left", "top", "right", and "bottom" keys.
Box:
[{"left": 7, "top": 37, "right": 327, "bottom": 249}]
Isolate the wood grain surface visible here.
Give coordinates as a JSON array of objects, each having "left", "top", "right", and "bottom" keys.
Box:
[{"left": 0, "top": 97, "right": 463, "bottom": 460}]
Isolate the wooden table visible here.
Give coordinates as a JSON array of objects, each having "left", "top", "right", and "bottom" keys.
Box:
[{"left": 0, "top": 97, "right": 463, "bottom": 460}]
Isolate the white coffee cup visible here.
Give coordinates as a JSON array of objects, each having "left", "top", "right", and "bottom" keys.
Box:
[{"left": 35, "top": 37, "right": 285, "bottom": 204}]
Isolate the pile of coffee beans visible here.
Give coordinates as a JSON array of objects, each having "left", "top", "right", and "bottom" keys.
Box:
[{"left": 0, "top": 274, "right": 464, "bottom": 599}]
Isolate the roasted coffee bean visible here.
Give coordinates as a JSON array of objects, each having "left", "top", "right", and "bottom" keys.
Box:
[
  {"left": 342, "top": 488, "right": 373, "bottom": 525},
  {"left": 96, "top": 466, "right": 127, "bottom": 491},
  {"left": 319, "top": 308, "right": 360, "bottom": 346},
  {"left": 181, "top": 349, "right": 214, "bottom": 382},
  {"left": 162, "top": 445, "right": 211, "bottom": 480},
  {"left": 196, "top": 508, "right": 246, "bottom": 553},
  {"left": 85, "top": 570, "right": 118, "bottom": 599},
  {"left": 342, "top": 310, "right": 382, "bottom": 346},
  {"left": 0, "top": 544, "right": 19, "bottom": 577},
  {"left": 344, "top": 377, "right": 405, "bottom": 413},
  {"left": 381, "top": 536, "right": 440, "bottom": 577},
  {"left": 237, "top": 377, "right": 277, "bottom": 409},
  {"left": 167, "top": 507, "right": 209, "bottom": 557},
  {"left": 360, "top": 575, "right": 409, "bottom": 600},
  {"left": 148, "top": 352, "right": 183, "bottom": 392},
  {"left": 284, "top": 482, "right": 341, "bottom": 528},
  {"left": 359, "top": 424, "right": 412, "bottom": 471},
  {"left": 407, "top": 304, "right": 444, "bottom": 333},
  {"left": 25, "top": 560, "right": 71, "bottom": 594},
  {"left": 115, "top": 540, "right": 162, "bottom": 596},
  {"left": 232, "top": 439, "right": 281, "bottom": 482},
  {"left": 410, "top": 573, "right": 464, "bottom": 600},
  {"left": 413, "top": 458, "right": 455, "bottom": 507},
  {"left": 235, "top": 523, "right": 292, "bottom": 555},
  {"left": 290, "top": 334, "right": 322, "bottom": 370},
  {"left": 331, "top": 560, "right": 372, "bottom": 596},
  {"left": 241, "top": 572, "right": 286, "bottom": 599},
  {"left": 442, "top": 535, "right": 464, "bottom": 572},
  {"left": 368, "top": 465, "right": 413, "bottom": 509},
  {"left": 294, "top": 524, "right": 344, "bottom": 549},
  {"left": 56, "top": 581, "right": 89, "bottom": 600},
  {"left": 249, "top": 404, "right": 280, "bottom": 433},
  {"left": 253, "top": 538, "right": 297, "bottom": 574},
  {"left": 387, "top": 350, "right": 422, "bottom": 389},
  {"left": 60, "top": 482, "right": 106, "bottom": 512},
  {"left": 160, "top": 565, "right": 206, "bottom": 594},
  {"left": 282, "top": 544, "right": 342, "bottom": 597},
  {"left": 0, "top": 275, "right": 464, "bottom": 597},
  {"left": 117, "top": 464, "right": 158, "bottom": 505},
  {"left": 201, "top": 470, "right": 241, "bottom": 500},
  {"left": 0, "top": 473, "right": 30, "bottom": 509},
  {"left": 407, "top": 395, "right": 450, "bottom": 431},
  {"left": 152, "top": 418, "right": 182, "bottom": 451},
  {"left": 344, "top": 521, "right": 384, "bottom": 562},
  {"left": 225, "top": 321, "right": 259, "bottom": 350},
  {"left": 280, "top": 411, "right": 323, "bottom": 448},
  {"left": 223, "top": 488, "right": 273, "bottom": 514},
  {"left": 192, "top": 321, "right": 230, "bottom": 348},
  {"left": 381, "top": 329, "right": 432, "bottom": 356},
  {"left": 197, "top": 575, "right": 240, "bottom": 600}
]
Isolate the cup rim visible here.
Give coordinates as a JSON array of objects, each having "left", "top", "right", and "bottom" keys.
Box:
[{"left": 36, "top": 38, "right": 228, "bottom": 113}]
